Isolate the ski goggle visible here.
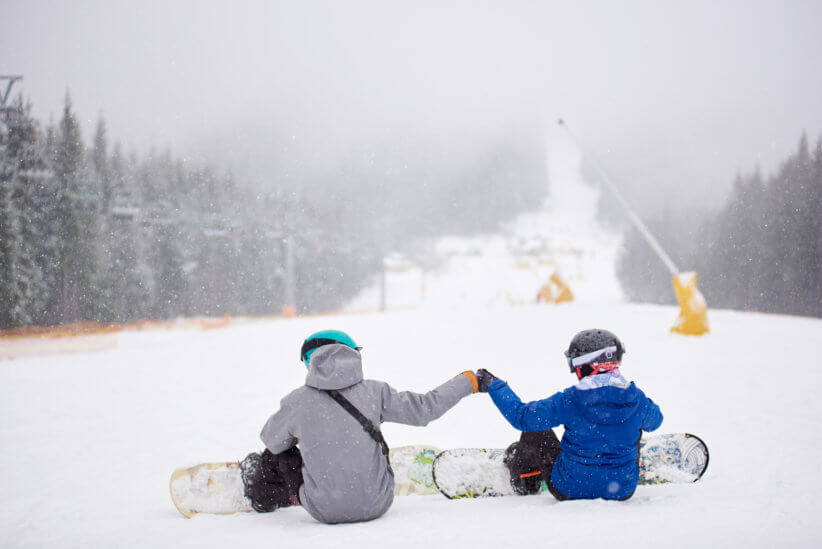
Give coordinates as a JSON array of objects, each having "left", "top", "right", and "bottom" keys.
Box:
[
  {"left": 565, "top": 345, "right": 620, "bottom": 372},
  {"left": 300, "top": 338, "right": 363, "bottom": 363}
]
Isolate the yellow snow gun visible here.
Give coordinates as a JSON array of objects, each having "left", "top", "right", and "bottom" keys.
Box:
[
  {"left": 670, "top": 271, "right": 709, "bottom": 335},
  {"left": 558, "top": 119, "right": 709, "bottom": 335},
  {"left": 550, "top": 272, "right": 575, "bottom": 304},
  {"left": 536, "top": 272, "right": 575, "bottom": 305}
]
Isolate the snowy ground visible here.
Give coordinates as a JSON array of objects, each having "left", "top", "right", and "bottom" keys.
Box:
[{"left": 1, "top": 304, "right": 821, "bottom": 548}]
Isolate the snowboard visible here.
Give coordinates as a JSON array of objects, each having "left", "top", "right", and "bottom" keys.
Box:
[
  {"left": 432, "top": 433, "right": 709, "bottom": 499},
  {"left": 170, "top": 461, "right": 250, "bottom": 518},
  {"left": 170, "top": 445, "right": 440, "bottom": 518},
  {"left": 389, "top": 445, "right": 441, "bottom": 496}
]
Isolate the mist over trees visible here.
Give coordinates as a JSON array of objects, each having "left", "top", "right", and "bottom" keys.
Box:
[
  {"left": 617, "top": 133, "right": 822, "bottom": 318},
  {"left": 1, "top": 94, "right": 294, "bottom": 329},
  {"left": 0, "top": 94, "right": 547, "bottom": 330}
]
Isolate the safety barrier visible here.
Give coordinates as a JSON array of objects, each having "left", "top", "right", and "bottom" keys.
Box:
[{"left": 0, "top": 314, "right": 236, "bottom": 361}]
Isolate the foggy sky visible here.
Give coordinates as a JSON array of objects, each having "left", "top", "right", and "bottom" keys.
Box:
[{"left": 2, "top": 0, "right": 821, "bottom": 214}]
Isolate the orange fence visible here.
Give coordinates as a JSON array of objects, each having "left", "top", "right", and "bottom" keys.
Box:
[
  {"left": 0, "top": 314, "right": 236, "bottom": 341},
  {"left": 0, "top": 314, "right": 235, "bottom": 361},
  {"left": 0, "top": 333, "right": 118, "bottom": 361},
  {"left": 0, "top": 321, "right": 121, "bottom": 340}
]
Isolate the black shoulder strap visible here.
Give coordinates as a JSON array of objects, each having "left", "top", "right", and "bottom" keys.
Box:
[{"left": 325, "top": 389, "right": 390, "bottom": 457}]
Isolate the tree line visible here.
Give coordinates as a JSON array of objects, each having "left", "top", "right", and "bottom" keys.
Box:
[
  {"left": 0, "top": 94, "right": 384, "bottom": 330},
  {"left": 1, "top": 93, "right": 548, "bottom": 331},
  {"left": 617, "top": 133, "right": 822, "bottom": 318}
]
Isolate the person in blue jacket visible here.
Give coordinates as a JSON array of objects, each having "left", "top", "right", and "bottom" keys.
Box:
[{"left": 474, "top": 329, "right": 663, "bottom": 501}]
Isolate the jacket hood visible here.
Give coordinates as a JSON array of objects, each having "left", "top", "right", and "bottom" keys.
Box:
[
  {"left": 305, "top": 344, "right": 364, "bottom": 390},
  {"left": 569, "top": 382, "right": 641, "bottom": 425}
]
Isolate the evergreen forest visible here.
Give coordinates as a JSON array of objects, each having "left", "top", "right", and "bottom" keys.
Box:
[
  {"left": 0, "top": 93, "right": 547, "bottom": 329},
  {"left": 617, "top": 133, "right": 822, "bottom": 317}
]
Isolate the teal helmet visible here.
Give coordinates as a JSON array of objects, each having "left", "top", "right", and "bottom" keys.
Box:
[{"left": 300, "top": 330, "right": 361, "bottom": 366}]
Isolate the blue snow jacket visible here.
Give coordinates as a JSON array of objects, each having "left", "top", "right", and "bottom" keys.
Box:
[{"left": 488, "top": 376, "right": 662, "bottom": 500}]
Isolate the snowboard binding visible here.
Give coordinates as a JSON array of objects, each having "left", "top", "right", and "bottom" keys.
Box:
[
  {"left": 503, "top": 442, "right": 543, "bottom": 495},
  {"left": 503, "top": 430, "right": 563, "bottom": 496},
  {"left": 240, "top": 448, "right": 303, "bottom": 512}
]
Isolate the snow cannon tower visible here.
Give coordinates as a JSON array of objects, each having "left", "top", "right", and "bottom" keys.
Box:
[{"left": 557, "top": 119, "right": 709, "bottom": 336}]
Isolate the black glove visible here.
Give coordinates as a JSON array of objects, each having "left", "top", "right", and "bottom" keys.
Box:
[{"left": 475, "top": 369, "right": 499, "bottom": 392}]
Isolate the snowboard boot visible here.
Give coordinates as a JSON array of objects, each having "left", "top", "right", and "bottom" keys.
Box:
[
  {"left": 240, "top": 447, "right": 303, "bottom": 512},
  {"left": 503, "top": 442, "right": 543, "bottom": 495},
  {"left": 503, "top": 430, "right": 562, "bottom": 496}
]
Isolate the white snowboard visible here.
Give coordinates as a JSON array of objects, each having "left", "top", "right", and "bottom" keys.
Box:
[{"left": 170, "top": 445, "right": 441, "bottom": 517}]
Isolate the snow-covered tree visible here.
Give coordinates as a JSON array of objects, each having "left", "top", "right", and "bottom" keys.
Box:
[
  {"left": 619, "top": 132, "right": 822, "bottom": 318},
  {"left": 0, "top": 97, "right": 53, "bottom": 328},
  {"left": 53, "top": 91, "right": 101, "bottom": 324},
  {"left": 106, "top": 144, "right": 151, "bottom": 322}
]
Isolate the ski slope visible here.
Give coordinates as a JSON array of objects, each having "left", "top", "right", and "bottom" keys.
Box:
[
  {"left": 346, "top": 127, "right": 623, "bottom": 313},
  {"left": 2, "top": 132, "right": 820, "bottom": 547},
  {"left": 1, "top": 305, "right": 821, "bottom": 548}
]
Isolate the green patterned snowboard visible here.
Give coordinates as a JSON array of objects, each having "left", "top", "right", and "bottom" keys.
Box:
[{"left": 433, "top": 433, "right": 709, "bottom": 499}]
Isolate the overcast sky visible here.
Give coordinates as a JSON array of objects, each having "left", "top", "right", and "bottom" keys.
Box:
[{"left": 2, "top": 0, "right": 821, "bottom": 214}]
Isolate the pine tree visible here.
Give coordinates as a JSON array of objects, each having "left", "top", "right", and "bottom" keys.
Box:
[
  {"left": 695, "top": 132, "right": 822, "bottom": 317},
  {"left": 0, "top": 97, "right": 52, "bottom": 328},
  {"left": 785, "top": 134, "right": 816, "bottom": 315},
  {"left": 740, "top": 168, "right": 767, "bottom": 308},
  {"left": 53, "top": 91, "right": 99, "bottom": 324},
  {"left": 144, "top": 151, "right": 187, "bottom": 319},
  {"left": 92, "top": 115, "right": 111, "bottom": 215},
  {"left": 90, "top": 115, "right": 118, "bottom": 321},
  {"left": 811, "top": 138, "right": 822, "bottom": 316},
  {"left": 758, "top": 134, "right": 812, "bottom": 314},
  {"left": 0, "top": 116, "right": 10, "bottom": 327},
  {"left": 107, "top": 144, "right": 151, "bottom": 321},
  {"left": 699, "top": 169, "right": 768, "bottom": 310}
]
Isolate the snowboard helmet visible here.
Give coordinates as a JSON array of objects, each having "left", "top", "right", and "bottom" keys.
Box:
[
  {"left": 564, "top": 329, "right": 625, "bottom": 380},
  {"left": 300, "top": 330, "right": 361, "bottom": 366}
]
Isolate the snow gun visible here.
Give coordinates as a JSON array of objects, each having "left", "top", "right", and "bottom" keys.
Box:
[{"left": 557, "top": 119, "right": 709, "bottom": 336}]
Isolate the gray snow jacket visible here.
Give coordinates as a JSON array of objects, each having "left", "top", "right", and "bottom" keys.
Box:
[{"left": 260, "top": 344, "right": 474, "bottom": 524}]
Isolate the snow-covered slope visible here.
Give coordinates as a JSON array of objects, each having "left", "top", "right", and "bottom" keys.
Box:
[
  {"left": 3, "top": 133, "right": 820, "bottom": 548},
  {"left": 346, "top": 126, "right": 622, "bottom": 312},
  {"left": 1, "top": 304, "right": 820, "bottom": 548}
]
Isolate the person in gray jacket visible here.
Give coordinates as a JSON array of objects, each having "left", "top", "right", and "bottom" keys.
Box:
[{"left": 240, "top": 329, "right": 479, "bottom": 524}]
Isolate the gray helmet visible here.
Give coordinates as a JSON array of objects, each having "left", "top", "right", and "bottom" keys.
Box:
[{"left": 564, "top": 329, "right": 625, "bottom": 378}]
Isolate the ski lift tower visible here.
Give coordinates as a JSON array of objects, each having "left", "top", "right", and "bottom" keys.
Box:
[{"left": 0, "top": 75, "right": 24, "bottom": 128}]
